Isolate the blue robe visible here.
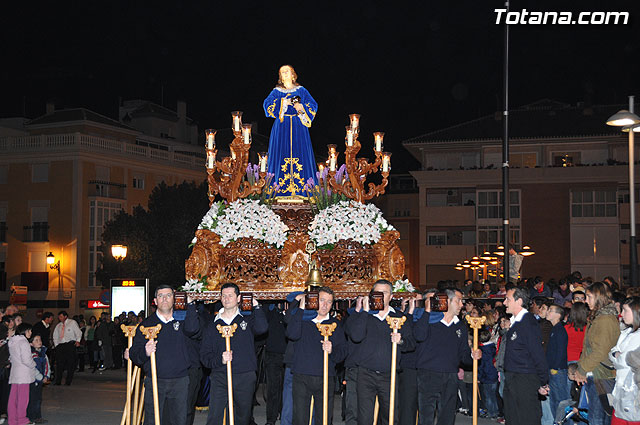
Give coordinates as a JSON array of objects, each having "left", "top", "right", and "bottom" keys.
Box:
[{"left": 263, "top": 86, "right": 318, "bottom": 197}]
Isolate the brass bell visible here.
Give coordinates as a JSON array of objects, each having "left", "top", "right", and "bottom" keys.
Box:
[{"left": 306, "top": 259, "right": 323, "bottom": 286}]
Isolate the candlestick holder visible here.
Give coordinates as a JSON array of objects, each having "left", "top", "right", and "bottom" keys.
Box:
[
  {"left": 206, "top": 115, "right": 268, "bottom": 205},
  {"left": 321, "top": 116, "right": 390, "bottom": 203}
]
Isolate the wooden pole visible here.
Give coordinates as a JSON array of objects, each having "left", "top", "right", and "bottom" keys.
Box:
[
  {"left": 466, "top": 316, "right": 486, "bottom": 425},
  {"left": 217, "top": 324, "right": 238, "bottom": 425},
  {"left": 373, "top": 396, "right": 379, "bottom": 425},
  {"left": 139, "top": 324, "right": 162, "bottom": 425},
  {"left": 316, "top": 322, "right": 337, "bottom": 425},
  {"left": 131, "top": 367, "right": 141, "bottom": 425},
  {"left": 135, "top": 384, "right": 145, "bottom": 425},
  {"left": 386, "top": 315, "right": 406, "bottom": 425},
  {"left": 309, "top": 396, "right": 314, "bottom": 425},
  {"left": 120, "top": 325, "right": 138, "bottom": 425}
]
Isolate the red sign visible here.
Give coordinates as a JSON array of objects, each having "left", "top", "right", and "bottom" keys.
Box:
[{"left": 87, "top": 300, "right": 109, "bottom": 309}]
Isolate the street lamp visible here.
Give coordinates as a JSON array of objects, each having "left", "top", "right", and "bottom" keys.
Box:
[
  {"left": 607, "top": 97, "right": 640, "bottom": 287},
  {"left": 46, "top": 252, "right": 62, "bottom": 289},
  {"left": 111, "top": 245, "right": 128, "bottom": 261},
  {"left": 111, "top": 245, "right": 128, "bottom": 277}
]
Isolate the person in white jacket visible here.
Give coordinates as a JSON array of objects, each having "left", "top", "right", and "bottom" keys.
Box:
[
  {"left": 8, "top": 323, "right": 35, "bottom": 425},
  {"left": 609, "top": 296, "right": 640, "bottom": 423}
]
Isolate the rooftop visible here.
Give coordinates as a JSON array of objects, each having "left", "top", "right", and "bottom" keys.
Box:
[
  {"left": 403, "top": 99, "right": 625, "bottom": 145},
  {"left": 27, "top": 108, "right": 136, "bottom": 131}
]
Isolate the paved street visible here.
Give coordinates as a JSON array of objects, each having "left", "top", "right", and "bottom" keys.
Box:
[{"left": 41, "top": 368, "right": 499, "bottom": 425}]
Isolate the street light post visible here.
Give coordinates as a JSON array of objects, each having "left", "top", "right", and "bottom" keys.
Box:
[
  {"left": 607, "top": 97, "right": 640, "bottom": 286},
  {"left": 46, "top": 252, "right": 62, "bottom": 290}
]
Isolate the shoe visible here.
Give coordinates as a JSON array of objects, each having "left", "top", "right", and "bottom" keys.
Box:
[
  {"left": 496, "top": 417, "right": 505, "bottom": 424},
  {"left": 34, "top": 419, "right": 48, "bottom": 424}
]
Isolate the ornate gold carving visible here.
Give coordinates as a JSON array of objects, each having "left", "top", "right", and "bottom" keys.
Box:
[
  {"left": 316, "top": 240, "right": 376, "bottom": 289},
  {"left": 372, "top": 230, "right": 406, "bottom": 282},
  {"left": 185, "top": 229, "right": 223, "bottom": 291},
  {"left": 279, "top": 231, "right": 310, "bottom": 288},
  {"left": 221, "top": 238, "right": 282, "bottom": 285}
]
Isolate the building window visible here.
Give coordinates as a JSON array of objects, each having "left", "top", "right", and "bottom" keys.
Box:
[
  {"left": 553, "top": 152, "right": 581, "bottom": 167},
  {"left": 510, "top": 152, "right": 537, "bottom": 168},
  {"left": 0, "top": 166, "right": 7, "bottom": 184},
  {"left": 477, "top": 190, "right": 520, "bottom": 219},
  {"left": 24, "top": 206, "right": 49, "bottom": 242},
  {"left": 133, "top": 175, "right": 145, "bottom": 190},
  {"left": 427, "top": 231, "right": 447, "bottom": 246},
  {"left": 477, "top": 226, "right": 520, "bottom": 255},
  {"left": 32, "top": 164, "right": 49, "bottom": 183},
  {"left": 571, "top": 189, "right": 616, "bottom": 218},
  {"left": 89, "top": 200, "right": 123, "bottom": 287}
]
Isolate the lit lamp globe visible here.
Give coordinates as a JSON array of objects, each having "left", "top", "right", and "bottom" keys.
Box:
[
  {"left": 111, "top": 245, "right": 128, "bottom": 261},
  {"left": 46, "top": 252, "right": 56, "bottom": 265}
]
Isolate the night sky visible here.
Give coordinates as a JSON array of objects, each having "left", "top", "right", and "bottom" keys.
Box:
[{"left": 2, "top": 0, "right": 640, "bottom": 171}]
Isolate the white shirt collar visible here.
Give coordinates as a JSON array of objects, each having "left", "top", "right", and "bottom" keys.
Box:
[
  {"left": 440, "top": 315, "right": 460, "bottom": 327},
  {"left": 510, "top": 308, "right": 528, "bottom": 325},
  {"left": 375, "top": 306, "right": 395, "bottom": 321},
  {"left": 312, "top": 313, "right": 330, "bottom": 324},
  {"left": 42, "top": 320, "right": 50, "bottom": 328},
  {"left": 156, "top": 311, "right": 175, "bottom": 324},
  {"left": 214, "top": 308, "right": 242, "bottom": 325}
]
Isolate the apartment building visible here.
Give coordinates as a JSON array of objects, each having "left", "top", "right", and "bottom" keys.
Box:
[{"left": 403, "top": 100, "right": 636, "bottom": 286}]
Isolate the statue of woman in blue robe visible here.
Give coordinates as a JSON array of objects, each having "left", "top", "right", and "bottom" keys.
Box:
[{"left": 263, "top": 65, "right": 318, "bottom": 197}]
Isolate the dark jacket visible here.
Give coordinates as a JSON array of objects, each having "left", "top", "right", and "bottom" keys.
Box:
[
  {"left": 504, "top": 310, "right": 549, "bottom": 386},
  {"left": 199, "top": 306, "right": 268, "bottom": 374},
  {"left": 346, "top": 308, "right": 415, "bottom": 373},
  {"left": 413, "top": 312, "right": 472, "bottom": 373}
]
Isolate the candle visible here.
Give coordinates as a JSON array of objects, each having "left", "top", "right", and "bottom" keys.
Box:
[
  {"left": 205, "top": 129, "right": 216, "bottom": 150},
  {"left": 349, "top": 114, "right": 360, "bottom": 131},
  {"left": 328, "top": 144, "right": 337, "bottom": 157},
  {"left": 231, "top": 150, "right": 236, "bottom": 160},
  {"left": 242, "top": 124, "right": 252, "bottom": 144},
  {"left": 345, "top": 126, "right": 354, "bottom": 147},
  {"left": 382, "top": 152, "right": 392, "bottom": 173},
  {"left": 329, "top": 155, "right": 337, "bottom": 172},
  {"left": 373, "top": 132, "right": 384, "bottom": 152},
  {"left": 259, "top": 152, "right": 268, "bottom": 173},
  {"left": 207, "top": 152, "right": 214, "bottom": 169},
  {"left": 231, "top": 111, "right": 243, "bottom": 132},
  {"left": 318, "top": 163, "right": 324, "bottom": 173}
]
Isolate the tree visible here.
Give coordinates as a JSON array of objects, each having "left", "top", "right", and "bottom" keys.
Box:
[{"left": 98, "top": 181, "right": 210, "bottom": 291}]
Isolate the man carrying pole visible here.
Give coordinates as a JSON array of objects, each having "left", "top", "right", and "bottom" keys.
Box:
[
  {"left": 130, "top": 284, "right": 199, "bottom": 425},
  {"left": 346, "top": 279, "right": 415, "bottom": 425},
  {"left": 196, "top": 283, "right": 268, "bottom": 425},
  {"left": 413, "top": 288, "right": 482, "bottom": 425},
  {"left": 287, "top": 287, "right": 347, "bottom": 425}
]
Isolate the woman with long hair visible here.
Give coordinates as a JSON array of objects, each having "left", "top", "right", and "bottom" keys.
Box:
[
  {"left": 575, "top": 282, "right": 621, "bottom": 425},
  {"left": 565, "top": 301, "right": 588, "bottom": 364},
  {"left": 609, "top": 296, "right": 640, "bottom": 424}
]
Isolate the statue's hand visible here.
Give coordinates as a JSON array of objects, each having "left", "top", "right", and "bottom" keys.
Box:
[{"left": 293, "top": 103, "right": 304, "bottom": 113}]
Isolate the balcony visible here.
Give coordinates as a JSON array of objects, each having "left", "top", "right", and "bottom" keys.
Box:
[
  {"left": 424, "top": 205, "right": 476, "bottom": 226},
  {"left": 23, "top": 223, "right": 49, "bottom": 242},
  {"left": 424, "top": 245, "right": 477, "bottom": 265},
  {"left": 88, "top": 180, "right": 127, "bottom": 200},
  {"left": 0, "top": 133, "right": 204, "bottom": 170}
]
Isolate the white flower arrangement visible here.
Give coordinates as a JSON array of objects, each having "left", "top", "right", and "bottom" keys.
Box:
[
  {"left": 308, "top": 200, "right": 395, "bottom": 248},
  {"left": 195, "top": 199, "right": 289, "bottom": 248},
  {"left": 393, "top": 278, "right": 415, "bottom": 293},
  {"left": 181, "top": 277, "right": 206, "bottom": 292}
]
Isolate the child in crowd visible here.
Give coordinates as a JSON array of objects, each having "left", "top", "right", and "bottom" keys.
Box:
[
  {"left": 8, "top": 323, "right": 35, "bottom": 425},
  {"left": 554, "top": 363, "right": 588, "bottom": 424},
  {"left": 479, "top": 329, "right": 499, "bottom": 419},
  {"left": 27, "top": 334, "right": 50, "bottom": 424}
]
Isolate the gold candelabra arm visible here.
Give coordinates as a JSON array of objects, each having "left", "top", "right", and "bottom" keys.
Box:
[{"left": 361, "top": 171, "right": 390, "bottom": 202}]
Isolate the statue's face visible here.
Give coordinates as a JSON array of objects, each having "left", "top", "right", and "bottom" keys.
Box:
[{"left": 279, "top": 66, "right": 294, "bottom": 85}]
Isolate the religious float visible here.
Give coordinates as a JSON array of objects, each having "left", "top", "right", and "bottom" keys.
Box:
[{"left": 176, "top": 66, "right": 411, "bottom": 305}]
